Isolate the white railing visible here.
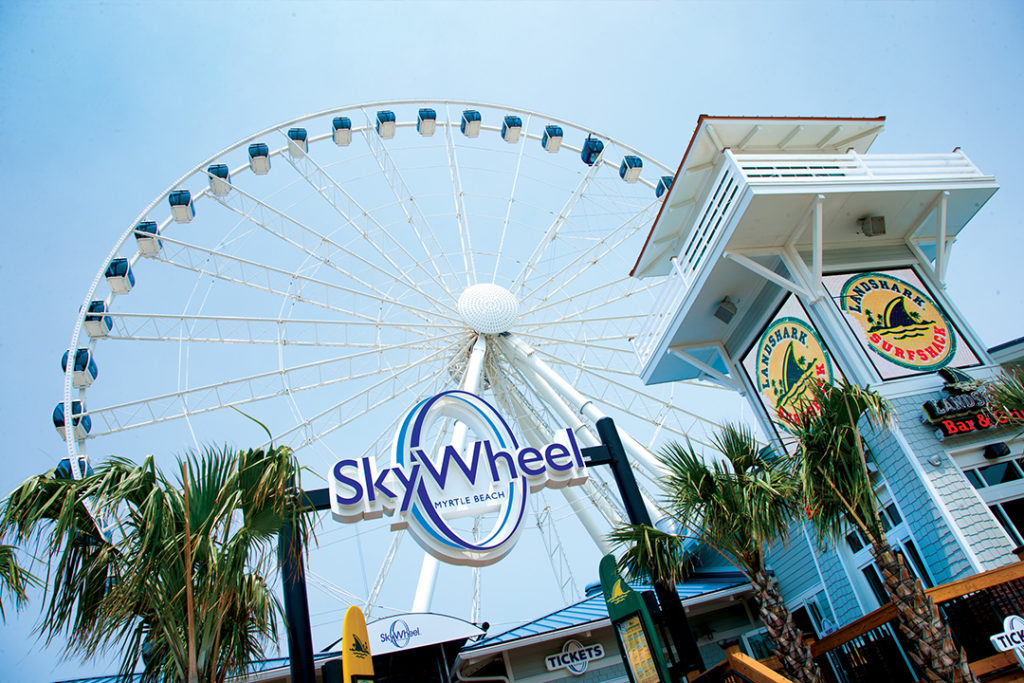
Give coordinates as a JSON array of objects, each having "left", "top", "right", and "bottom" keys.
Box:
[
  {"left": 732, "top": 149, "right": 985, "bottom": 182},
  {"left": 632, "top": 160, "right": 744, "bottom": 367},
  {"left": 632, "top": 149, "right": 988, "bottom": 369},
  {"left": 631, "top": 257, "right": 689, "bottom": 365}
]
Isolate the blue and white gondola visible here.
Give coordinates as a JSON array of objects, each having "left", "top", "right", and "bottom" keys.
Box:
[
  {"left": 332, "top": 117, "right": 352, "bottom": 146},
  {"left": 287, "top": 128, "right": 308, "bottom": 157},
  {"left": 207, "top": 163, "right": 231, "bottom": 196},
  {"left": 54, "top": 455, "right": 94, "bottom": 480},
  {"left": 62, "top": 348, "right": 98, "bottom": 388},
  {"left": 83, "top": 300, "right": 112, "bottom": 338},
  {"left": 417, "top": 108, "right": 437, "bottom": 137},
  {"left": 248, "top": 143, "right": 271, "bottom": 175},
  {"left": 581, "top": 136, "right": 604, "bottom": 166},
  {"left": 53, "top": 401, "right": 91, "bottom": 441},
  {"left": 541, "top": 125, "right": 563, "bottom": 153},
  {"left": 656, "top": 175, "right": 674, "bottom": 198},
  {"left": 168, "top": 189, "right": 194, "bottom": 223},
  {"left": 104, "top": 258, "right": 135, "bottom": 294},
  {"left": 376, "top": 111, "right": 396, "bottom": 139},
  {"left": 619, "top": 155, "right": 643, "bottom": 183},
  {"left": 134, "top": 220, "right": 161, "bottom": 256},
  {"left": 501, "top": 115, "right": 522, "bottom": 143},
  {"left": 461, "top": 110, "right": 482, "bottom": 138}
]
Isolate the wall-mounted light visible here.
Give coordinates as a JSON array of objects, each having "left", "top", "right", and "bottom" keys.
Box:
[
  {"left": 714, "top": 297, "right": 737, "bottom": 324},
  {"left": 984, "top": 442, "right": 1011, "bottom": 460},
  {"left": 859, "top": 216, "right": 886, "bottom": 237}
]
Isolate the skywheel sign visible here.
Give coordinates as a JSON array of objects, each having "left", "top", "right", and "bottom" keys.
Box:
[{"left": 329, "top": 390, "right": 588, "bottom": 566}]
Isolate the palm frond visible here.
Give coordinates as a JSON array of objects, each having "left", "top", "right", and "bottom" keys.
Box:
[
  {"left": 0, "top": 544, "right": 39, "bottom": 619},
  {"left": 781, "top": 379, "right": 891, "bottom": 544},
  {"left": 607, "top": 524, "right": 694, "bottom": 584}
]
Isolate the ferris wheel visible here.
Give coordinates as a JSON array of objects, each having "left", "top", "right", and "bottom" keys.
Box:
[{"left": 57, "top": 101, "right": 740, "bottom": 636}]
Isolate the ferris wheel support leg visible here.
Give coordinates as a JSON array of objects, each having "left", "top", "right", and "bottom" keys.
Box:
[
  {"left": 496, "top": 375, "right": 617, "bottom": 555},
  {"left": 412, "top": 335, "right": 487, "bottom": 613},
  {"left": 502, "top": 356, "right": 624, "bottom": 530},
  {"left": 502, "top": 334, "right": 667, "bottom": 477}
]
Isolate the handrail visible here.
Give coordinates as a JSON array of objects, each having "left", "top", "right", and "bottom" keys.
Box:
[
  {"left": 811, "top": 560, "right": 1024, "bottom": 657},
  {"left": 727, "top": 652, "right": 795, "bottom": 683},
  {"left": 731, "top": 150, "right": 987, "bottom": 182}
]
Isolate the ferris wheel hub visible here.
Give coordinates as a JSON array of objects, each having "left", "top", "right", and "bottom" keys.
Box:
[{"left": 457, "top": 284, "right": 519, "bottom": 334}]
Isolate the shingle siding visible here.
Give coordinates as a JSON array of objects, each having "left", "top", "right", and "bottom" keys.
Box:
[
  {"left": 767, "top": 527, "right": 820, "bottom": 604},
  {"left": 877, "top": 392, "right": 1018, "bottom": 573}
]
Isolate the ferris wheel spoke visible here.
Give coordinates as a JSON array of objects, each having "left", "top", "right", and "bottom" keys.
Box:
[
  {"left": 519, "top": 311, "right": 652, "bottom": 336},
  {"left": 208, "top": 175, "right": 455, "bottom": 318},
  {"left": 84, "top": 333, "right": 462, "bottom": 437},
  {"left": 442, "top": 106, "right": 475, "bottom": 286},
  {"left": 271, "top": 345, "right": 460, "bottom": 454},
  {"left": 150, "top": 233, "right": 461, "bottom": 326},
  {"left": 526, "top": 277, "right": 662, "bottom": 321},
  {"left": 511, "top": 154, "right": 603, "bottom": 294},
  {"left": 519, "top": 331, "right": 633, "bottom": 354},
  {"left": 100, "top": 312, "right": 459, "bottom": 346},
  {"left": 528, "top": 349, "right": 723, "bottom": 447},
  {"left": 517, "top": 201, "right": 658, "bottom": 306},
  {"left": 492, "top": 115, "right": 531, "bottom": 283},
  {"left": 272, "top": 140, "right": 459, "bottom": 307},
  {"left": 359, "top": 108, "right": 464, "bottom": 297}
]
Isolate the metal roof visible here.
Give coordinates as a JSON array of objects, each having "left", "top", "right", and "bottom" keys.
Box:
[
  {"left": 56, "top": 652, "right": 340, "bottom": 683},
  {"left": 461, "top": 573, "right": 747, "bottom": 655}
]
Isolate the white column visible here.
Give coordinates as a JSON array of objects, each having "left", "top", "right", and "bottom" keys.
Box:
[
  {"left": 502, "top": 333, "right": 667, "bottom": 477},
  {"left": 411, "top": 335, "right": 487, "bottom": 613}
]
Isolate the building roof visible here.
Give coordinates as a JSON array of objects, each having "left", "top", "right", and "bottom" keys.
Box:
[
  {"left": 460, "top": 573, "right": 747, "bottom": 656},
  {"left": 631, "top": 115, "right": 886, "bottom": 278},
  {"left": 989, "top": 337, "right": 1024, "bottom": 366},
  {"left": 56, "top": 652, "right": 340, "bottom": 683}
]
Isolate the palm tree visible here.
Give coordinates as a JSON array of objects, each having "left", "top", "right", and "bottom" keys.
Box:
[
  {"left": 0, "top": 443, "right": 309, "bottom": 683},
  {"left": 988, "top": 365, "right": 1024, "bottom": 422},
  {"left": 608, "top": 424, "right": 822, "bottom": 683},
  {"left": 0, "top": 543, "right": 38, "bottom": 619},
  {"left": 782, "top": 379, "right": 976, "bottom": 683}
]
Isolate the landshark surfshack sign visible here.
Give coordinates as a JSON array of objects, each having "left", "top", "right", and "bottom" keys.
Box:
[
  {"left": 328, "top": 390, "right": 588, "bottom": 566},
  {"left": 753, "top": 316, "right": 834, "bottom": 422},
  {"left": 839, "top": 271, "right": 955, "bottom": 372}
]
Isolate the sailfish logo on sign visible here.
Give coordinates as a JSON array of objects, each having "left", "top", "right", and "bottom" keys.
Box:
[{"left": 867, "top": 297, "right": 933, "bottom": 340}]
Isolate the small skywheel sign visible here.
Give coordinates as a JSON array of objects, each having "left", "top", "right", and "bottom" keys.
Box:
[{"left": 328, "top": 390, "right": 588, "bottom": 566}]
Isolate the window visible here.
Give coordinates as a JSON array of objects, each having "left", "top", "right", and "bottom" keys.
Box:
[
  {"left": 862, "top": 565, "right": 889, "bottom": 606},
  {"left": 959, "top": 445, "right": 1024, "bottom": 547},
  {"left": 963, "top": 460, "right": 1024, "bottom": 489},
  {"left": 989, "top": 498, "right": 1024, "bottom": 546},
  {"left": 742, "top": 628, "right": 774, "bottom": 660}
]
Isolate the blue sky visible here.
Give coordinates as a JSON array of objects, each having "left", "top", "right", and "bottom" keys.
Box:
[{"left": 1, "top": 2, "right": 1022, "bottom": 681}]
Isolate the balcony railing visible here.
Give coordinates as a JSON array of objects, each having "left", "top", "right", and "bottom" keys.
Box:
[
  {"left": 810, "top": 560, "right": 1024, "bottom": 682},
  {"left": 632, "top": 149, "right": 987, "bottom": 370},
  {"left": 696, "top": 561, "right": 1024, "bottom": 683}
]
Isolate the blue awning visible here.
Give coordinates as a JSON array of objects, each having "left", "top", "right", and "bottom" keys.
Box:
[{"left": 461, "top": 573, "right": 747, "bottom": 653}]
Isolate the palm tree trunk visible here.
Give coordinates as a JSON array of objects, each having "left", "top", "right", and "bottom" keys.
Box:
[
  {"left": 867, "top": 532, "right": 976, "bottom": 682},
  {"left": 748, "top": 568, "right": 823, "bottom": 683}
]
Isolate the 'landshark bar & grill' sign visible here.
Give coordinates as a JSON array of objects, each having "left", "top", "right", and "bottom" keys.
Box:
[
  {"left": 922, "top": 368, "right": 1024, "bottom": 439},
  {"left": 840, "top": 272, "right": 955, "bottom": 371},
  {"left": 328, "top": 390, "right": 587, "bottom": 566}
]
